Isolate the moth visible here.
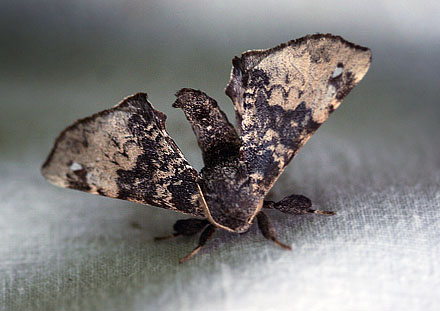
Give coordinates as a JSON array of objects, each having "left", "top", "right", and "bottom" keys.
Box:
[{"left": 42, "top": 34, "right": 371, "bottom": 262}]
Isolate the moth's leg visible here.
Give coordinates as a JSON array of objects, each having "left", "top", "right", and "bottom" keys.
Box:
[
  {"left": 264, "top": 194, "right": 335, "bottom": 216},
  {"left": 256, "top": 211, "right": 291, "bottom": 250},
  {"left": 154, "top": 218, "right": 210, "bottom": 241},
  {"left": 173, "top": 89, "right": 241, "bottom": 167},
  {"left": 179, "top": 224, "right": 217, "bottom": 263}
]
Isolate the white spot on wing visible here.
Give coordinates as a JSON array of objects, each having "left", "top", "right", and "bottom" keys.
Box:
[
  {"left": 69, "top": 162, "right": 83, "bottom": 171},
  {"left": 331, "top": 66, "right": 344, "bottom": 78}
]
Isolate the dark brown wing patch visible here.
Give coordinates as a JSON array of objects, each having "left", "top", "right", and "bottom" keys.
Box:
[
  {"left": 174, "top": 88, "right": 241, "bottom": 167},
  {"left": 41, "top": 93, "right": 204, "bottom": 216},
  {"left": 226, "top": 34, "right": 371, "bottom": 199}
]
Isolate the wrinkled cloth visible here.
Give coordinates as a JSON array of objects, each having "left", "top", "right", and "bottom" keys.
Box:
[{"left": 1, "top": 115, "right": 439, "bottom": 310}]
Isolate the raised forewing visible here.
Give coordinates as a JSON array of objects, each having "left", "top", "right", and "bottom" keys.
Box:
[
  {"left": 41, "top": 93, "right": 204, "bottom": 216},
  {"left": 173, "top": 88, "right": 241, "bottom": 167},
  {"left": 226, "top": 34, "right": 371, "bottom": 198}
]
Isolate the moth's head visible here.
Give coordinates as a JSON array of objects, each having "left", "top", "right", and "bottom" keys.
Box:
[{"left": 197, "top": 184, "right": 260, "bottom": 233}]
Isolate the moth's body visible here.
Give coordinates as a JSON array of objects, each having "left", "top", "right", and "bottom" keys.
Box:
[
  {"left": 200, "top": 159, "right": 258, "bottom": 233},
  {"left": 41, "top": 34, "right": 371, "bottom": 262},
  {"left": 174, "top": 89, "right": 261, "bottom": 233}
]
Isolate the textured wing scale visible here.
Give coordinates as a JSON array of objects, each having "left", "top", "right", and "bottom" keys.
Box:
[
  {"left": 173, "top": 88, "right": 241, "bottom": 167},
  {"left": 41, "top": 93, "right": 204, "bottom": 216},
  {"left": 226, "top": 34, "right": 371, "bottom": 199}
]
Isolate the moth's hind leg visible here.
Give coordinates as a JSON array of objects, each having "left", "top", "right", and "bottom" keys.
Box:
[
  {"left": 155, "top": 218, "right": 216, "bottom": 263},
  {"left": 154, "top": 218, "right": 210, "bottom": 241},
  {"left": 264, "top": 194, "right": 335, "bottom": 216}
]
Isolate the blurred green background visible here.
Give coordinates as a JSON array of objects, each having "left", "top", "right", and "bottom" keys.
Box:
[
  {"left": 1, "top": 0, "right": 439, "bottom": 163},
  {"left": 1, "top": 1, "right": 439, "bottom": 310}
]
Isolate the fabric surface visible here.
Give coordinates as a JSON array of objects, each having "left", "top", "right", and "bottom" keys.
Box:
[
  {"left": 1, "top": 102, "right": 439, "bottom": 311},
  {"left": 1, "top": 1, "right": 439, "bottom": 310}
]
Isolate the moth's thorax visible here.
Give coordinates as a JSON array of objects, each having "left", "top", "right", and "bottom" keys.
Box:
[{"left": 200, "top": 160, "right": 261, "bottom": 233}]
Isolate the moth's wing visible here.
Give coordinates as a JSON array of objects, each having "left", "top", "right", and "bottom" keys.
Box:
[
  {"left": 225, "top": 34, "right": 371, "bottom": 198},
  {"left": 41, "top": 93, "right": 204, "bottom": 216},
  {"left": 173, "top": 88, "right": 241, "bottom": 167}
]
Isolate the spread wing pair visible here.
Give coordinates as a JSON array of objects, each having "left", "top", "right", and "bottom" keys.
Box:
[{"left": 42, "top": 34, "right": 371, "bottom": 216}]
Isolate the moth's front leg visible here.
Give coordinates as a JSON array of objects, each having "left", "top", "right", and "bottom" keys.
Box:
[
  {"left": 264, "top": 194, "right": 335, "bottom": 216},
  {"left": 154, "top": 219, "right": 216, "bottom": 263},
  {"left": 154, "top": 218, "right": 210, "bottom": 240},
  {"left": 179, "top": 224, "right": 217, "bottom": 263}
]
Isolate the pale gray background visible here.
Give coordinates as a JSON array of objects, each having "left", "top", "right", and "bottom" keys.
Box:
[{"left": 1, "top": 1, "right": 439, "bottom": 310}]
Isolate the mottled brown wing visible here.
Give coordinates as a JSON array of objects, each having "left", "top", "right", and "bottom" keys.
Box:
[
  {"left": 173, "top": 88, "right": 241, "bottom": 167},
  {"left": 41, "top": 93, "right": 204, "bottom": 216},
  {"left": 225, "top": 34, "right": 371, "bottom": 198}
]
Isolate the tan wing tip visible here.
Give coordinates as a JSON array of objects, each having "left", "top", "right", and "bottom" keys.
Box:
[
  {"left": 236, "top": 33, "right": 371, "bottom": 65},
  {"left": 225, "top": 33, "right": 372, "bottom": 98},
  {"left": 40, "top": 92, "right": 153, "bottom": 182},
  {"left": 41, "top": 151, "right": 57, "bottom": 182},
  {"left": 40, "top": 164, "right": 66, "bottom": 188},
  {"left": 351, "top": 48, "right": 372, "bottom": 83}
]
